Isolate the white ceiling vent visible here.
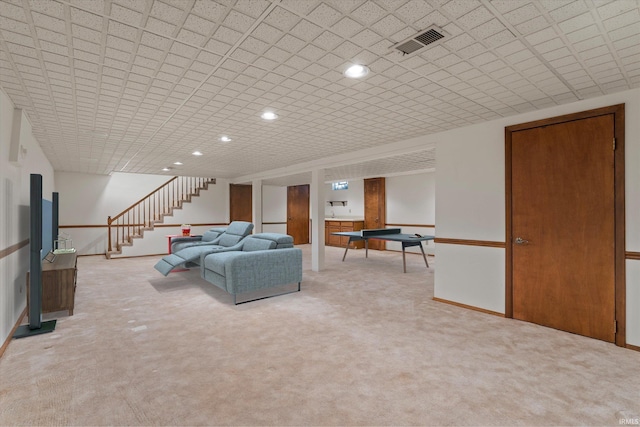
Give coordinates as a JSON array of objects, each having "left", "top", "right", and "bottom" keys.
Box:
[{"left": 391, "top": 26, "right": 446, "bottom": 56}]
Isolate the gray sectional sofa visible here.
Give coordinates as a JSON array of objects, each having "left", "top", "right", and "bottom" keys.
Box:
[
  {"left": 154, "top": 223, "right": 302, "bottom": 304},
  {"left": 201, "top": 233, "right": 302, "bottom": 304}
]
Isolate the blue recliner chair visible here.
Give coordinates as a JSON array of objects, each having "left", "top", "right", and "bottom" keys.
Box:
[{"left": 154, "top": 221, "right": 254, "bottom": 276}]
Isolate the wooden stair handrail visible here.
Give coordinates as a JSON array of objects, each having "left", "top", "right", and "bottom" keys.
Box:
[
  {"left": 107, "top": 176, "right": 214, "bottom": 255},
  {"left": 108, "top": 176, "right": 178, "bottom": 224}
]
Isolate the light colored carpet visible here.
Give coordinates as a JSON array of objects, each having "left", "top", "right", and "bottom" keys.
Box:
[{"left": 1, "top": 245, "right": 638, "bottom": 426}]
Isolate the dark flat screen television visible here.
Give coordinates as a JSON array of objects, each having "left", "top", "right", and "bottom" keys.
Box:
[{"left": 14, "top": 174, "right": 57, "bottom": 337}]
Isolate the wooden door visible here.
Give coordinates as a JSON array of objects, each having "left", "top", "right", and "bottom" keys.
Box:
[
  {"left": 510, "top": 114, "right": 616, "bottom": 342},
  {"left": 229, "top": 184, "right": 252, "bottom": 222},
  {"left": 364, "top": 177, "right": 385, "bottom": 250},
  {"left": 287, "top": 185, "right": 309, "bottom": 244}
]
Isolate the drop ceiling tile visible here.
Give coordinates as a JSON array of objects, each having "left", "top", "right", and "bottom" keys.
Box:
[
  {"left": 150, "top": 1, "right": 184, "bottom": 25},
  {"left": 194, "top": 51, "right": 220, "bottom": 67},
  {"left": 34, "top": 26, "right": 66, "bottom": 44},
  {"left": 224, "top": 10, "right": 254, "bottom": 33},
  {"left": 176, "top": 28, "right": 207, "bottom": 46},
  {"left": 71, "top": 23, "right": 102, "bottom": 44},
  {"left": 609, "top": 21, "right": 640, "bottom": 41},
  {"left": 289, "top": 19, "right": 323, "bottom": 42},
  {"left": 443, "top": 0, "right": 482, "bottom": 19},
  {"left": 183, "top": 13, "right": 217, "bottom": 36},
  {"left": 70, "top": 7, "right": 102, "bottom": 29},
  {"left": 109, "top": 4, "right": 143, "bottom": 26},
  {"left": 264, "top": 6, "right": 300, "bottom": 31},
  {"left": 212, "top": 26, "right": 243, "bottom": 46},
  {"left": 28, "top": 0, "right": 65, "bottom": 18},
  {"left": 32, "top": 11, "right": 66, "bottom": 33},
  {"left": 351, "top": 28, "right": 383, "bottom": 48},
  {"left": 604, "top": 8, "right": 640, "bottom": 31},
  {"left": 549, "top": 1, "right": 589, "bottom": 21},
  {"left": 472, "top": 18, "right": 507, "bottom": 39},
  {"left": 145, "top": 16, "right": 176, "bottom": 37},
  {"left": 458, "top": 5, "right": 494, "bottom": 30},
  {"left": 105, "top": 35, "right": 134, "bottom": 53},
  {"left": 515, "top": 15, "right": 550, "bottom": 35},
  {"left": 369, "top": 14, "right": 406, "bottom": 37},
  {"left": 558, "top": 11, "right": 595, "bottom": 33},
  {"left": 332, "top": 17, "right": 363, "bottom": 38}
]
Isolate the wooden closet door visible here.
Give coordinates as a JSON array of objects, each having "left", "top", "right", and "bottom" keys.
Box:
[
  {"left": 364, "top": 177, "right": 385, "bottom": 250},
  {"left": 510, "top": 115, "right": 615, "bottom": 342},
  {"left": 287, "top": 185, "right": 309, "bottom": 244},
  {"left": 229, "top": 184, "right": 252, "bottom": 222}
]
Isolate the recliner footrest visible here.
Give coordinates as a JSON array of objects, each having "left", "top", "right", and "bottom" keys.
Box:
[{"left": 154, "top": 254, "right": 188, "bottom": 276}]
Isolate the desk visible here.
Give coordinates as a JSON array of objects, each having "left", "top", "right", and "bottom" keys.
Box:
[{"left": 332, "top": 228, "right": 435, "bottom": 273}]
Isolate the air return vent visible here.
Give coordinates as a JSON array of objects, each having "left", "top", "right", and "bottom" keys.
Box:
[{"left": 391, "top": 27, "right": 446, "bottom": 56}]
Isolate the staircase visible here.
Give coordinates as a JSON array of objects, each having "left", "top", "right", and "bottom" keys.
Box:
[{"left": 106, "top": 176, "right": 215, "bottom": 258}]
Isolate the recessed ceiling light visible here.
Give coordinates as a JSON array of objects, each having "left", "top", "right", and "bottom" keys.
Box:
[
  {"left": 344, "top": 64, "right": 369, "bottom": 78},
  {"left": 261, "top": 111, "right": 278, "bottom": 120},
  {"left": 192, "top": 151, "right": 203, "bottom": 156},
  {"left": 162, "top": 167, "right": 171, "bottom": 171},
  {"left": 220, "top": 135, "right": 232, "bottom": 142},
  {"left": 173, "top": 161, "right": 183, "bottom": 165}
]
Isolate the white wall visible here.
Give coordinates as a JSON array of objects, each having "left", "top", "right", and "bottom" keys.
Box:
[
  {"left": 54, "top": 172, "right": 229, "bottom": 256},
  {"left": 262, "top": 185, "right": 287, "bottom": 234},
  {"left": 435, "top": 87, "right": 640, "bottom": 346},
  {"left": 386, "top": 172, "right": 436, "bottom": 255},
  {"left": 325, "top": 179, "right": 364, "bottom": 219},
  {"left": 0, "top": 89, "right": 55, "bottom": 348}
]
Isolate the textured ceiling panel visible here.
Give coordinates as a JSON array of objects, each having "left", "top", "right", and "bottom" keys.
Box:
[{"left": 0, "top": 0, "right": 638, "bottom": 181}]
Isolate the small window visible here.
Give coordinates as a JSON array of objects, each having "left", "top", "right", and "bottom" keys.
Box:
[{"left": 332, "top": 181, "right": 348, "bottom": 190}]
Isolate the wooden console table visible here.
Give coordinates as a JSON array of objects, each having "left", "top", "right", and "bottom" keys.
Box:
[{"left": 27, "top": 252, "right": 78, "bottom": 316}]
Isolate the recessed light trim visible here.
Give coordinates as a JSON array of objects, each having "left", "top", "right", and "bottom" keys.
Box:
[
  {"left": 344, "top": 64, "right": 369, "bottom": 78},
  {"left": 192, "top": 151, "right": 203, "bottom": 156},
  {"left": 261, "top": 111, "right": 278, "bottom": 120},
  {"left": 220, "top": 135, "right": 232, "bottom": 142}
]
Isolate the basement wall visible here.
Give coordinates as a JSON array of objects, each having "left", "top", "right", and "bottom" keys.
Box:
[
  {"left": 435, "top": 87, "right": 640, "bottom": 346},
  {"left": 0, "top": 89, "right": 55, "bottom": 352},
  {"left": 54, "top": 171, "right": 229, "bottom": 257}
]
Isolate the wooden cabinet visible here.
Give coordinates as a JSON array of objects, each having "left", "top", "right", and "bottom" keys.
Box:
[
  {"left": 28, "top": 252, "right": 78, "bottom": 316},
  {"left": 325, "top": 220, "right": 364, "bottom": 248}
]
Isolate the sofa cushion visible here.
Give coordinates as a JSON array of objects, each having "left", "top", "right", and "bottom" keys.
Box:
[
  {"left": 225, "top": 221, "right": 254, "bottom": 236},
  {"left": 218, "top": 234, "right": 243, "bottom": 247},
  {"left": 252, "top": 233, "right": 294, "bottom": 249},
  {"left": 242, "top": 237, "right": 276, "bottom": 252},
  {"left": 202, "top": 229, "right": 224, "bottom": 242}
]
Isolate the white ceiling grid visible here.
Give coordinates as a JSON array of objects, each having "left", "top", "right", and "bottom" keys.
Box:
[{"left": 0, "top": 0, "right": 638, "bottom": 182}]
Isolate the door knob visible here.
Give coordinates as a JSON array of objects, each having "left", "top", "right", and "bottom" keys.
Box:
[{"left": 515, "top": 237, "right": 529, "bottom": 245}]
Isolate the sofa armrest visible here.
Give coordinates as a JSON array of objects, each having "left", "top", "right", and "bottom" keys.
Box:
[{"left": 170, "top": 235, "right": 202, "bottom": 245}]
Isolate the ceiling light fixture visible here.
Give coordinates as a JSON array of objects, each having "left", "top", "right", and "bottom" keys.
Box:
[
  {"left": 261, "top": 111, "right": 278, "bottom": 120},
  {"left": 173, "top": 161, "right": 183, "bottom": 165},
  {"left": 220, "top": 135, "right": 232, "bottom": 142},
  {"left": 192, "top": 151, "right": 203, "bottom": 156},
  {"left": 162, "top": 167, "right": 171, "bottom": 171},
  {"left": 344, "top": 64, "right": 369, "bottom": 78}
]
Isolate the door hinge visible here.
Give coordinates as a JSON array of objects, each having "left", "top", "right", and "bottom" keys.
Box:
[
  {"left": 614, "top": 320, "right": 617, "bottom": 333},
  {"left": 613, "top": 138, "right": 616, "bottom": 150}
]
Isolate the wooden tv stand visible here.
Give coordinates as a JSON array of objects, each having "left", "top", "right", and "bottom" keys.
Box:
[{"left": 27, "top": 252, "right": 78, "bottom": 316}]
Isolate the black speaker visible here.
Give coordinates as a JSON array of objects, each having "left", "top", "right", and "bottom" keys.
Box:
[{"left": 29, "top": 174, "right": 42, "bottom": 330}]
